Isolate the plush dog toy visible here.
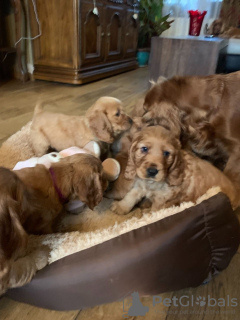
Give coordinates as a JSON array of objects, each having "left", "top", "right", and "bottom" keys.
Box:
[
  {"left": 14, "top": 142, "right": 120, "bottom": 214},
  {"left": 14, "top": 141, "right": 101, "bottom": 170}
]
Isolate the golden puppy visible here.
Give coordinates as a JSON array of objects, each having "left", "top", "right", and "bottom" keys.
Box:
[
  {"left": 111, "top": 127, "right": 239, "bottom": 215},
  {"left": 30, "top": 97, "right": 132, "bottom": 156},
  {"left": 107, "top": 111, "right": 182, "bottom": 201},
  {"left": 0, "top": 153, "right": 107, "bottom": 294}
]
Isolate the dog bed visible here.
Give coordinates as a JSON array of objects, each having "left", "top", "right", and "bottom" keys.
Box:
[{"left": 1, "top": 123, "right": 239, "bottom": 311}]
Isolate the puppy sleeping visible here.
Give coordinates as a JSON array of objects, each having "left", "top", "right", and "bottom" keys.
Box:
[
  {"left": 30, "top": 97, "right": 132, "bottom": 156},
  {"left": 0, "top": 154, "right": 107, "bottom": 294},
  {"left": 111, "top": 127, "right": 239, "bottom": 215}
]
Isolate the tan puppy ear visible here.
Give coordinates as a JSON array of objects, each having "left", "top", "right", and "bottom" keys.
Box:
[
  {"left": 88, "top": 110, "right": 114, "bottom": 143},
  {"left": 167, "top": 146, "right": 184, "bottom": 186},
  {"left": 0, "top": 194, "right": 28, "bottom": 268},
  {"left": 124, "top": 141, "right": 138, "bottom": 180}
]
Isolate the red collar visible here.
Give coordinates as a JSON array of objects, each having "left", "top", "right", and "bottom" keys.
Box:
[{"left": 49, "top": 167, "right": 67, "bottom": 204}]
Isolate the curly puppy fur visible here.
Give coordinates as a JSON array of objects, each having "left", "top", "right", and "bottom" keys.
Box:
[
  {"left": 30, "top": 97, "right": 132, "bottom": 156},
  {"left": 111, "top": 127, "right": 239, "bottom": 215},
  {"left": 0, "top": 154, "right": 107, "bottom": 294},
  {"left": 143, "top": 71, "right": 240, "bottom": 185}
]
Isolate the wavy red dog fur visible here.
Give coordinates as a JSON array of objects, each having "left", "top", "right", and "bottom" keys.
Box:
[
  {"left": 0, "top": 154, "right": 107, "bottom": 294},
  {"left": 143, "top": 71, "right": 240, "bottom": 186}
]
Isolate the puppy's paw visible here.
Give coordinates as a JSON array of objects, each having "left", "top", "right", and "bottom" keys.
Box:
[
  {"left": 30, "top": 245, "right": 50, "bottom": 270},
  {"left": 111, "top": 201, "right": 129, "bottom": 215}
]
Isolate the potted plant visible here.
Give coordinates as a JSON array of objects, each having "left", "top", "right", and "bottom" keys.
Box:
[{"left": 137, "top": 0, "right": 174, "bottom": 67}]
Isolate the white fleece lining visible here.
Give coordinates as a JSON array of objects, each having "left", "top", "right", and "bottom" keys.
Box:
[{"left": 28, "top": 187, "right": 221, "bottom": 264}]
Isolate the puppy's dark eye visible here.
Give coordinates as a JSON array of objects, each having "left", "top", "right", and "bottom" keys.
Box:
[
  {"left": 115, "top": 110, "right": 120, "bottom": 117},
  {"left": 163, "top": 151, "right": 170, "bottom": 157},
  {"left": 141, "top": 146, "right": 148, "bottom": 153}
]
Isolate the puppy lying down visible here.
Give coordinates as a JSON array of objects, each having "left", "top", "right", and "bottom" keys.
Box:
[
  {"left": 0, "top": 154, "right": 107, "bottom": 295},
  {"left": 30, "top": 97, "right": 132, "bottom": 156}
]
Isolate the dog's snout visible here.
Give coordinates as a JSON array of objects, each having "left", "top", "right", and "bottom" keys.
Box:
[
  {"left": 128, "top": 117, "right": 133, "bottom": 124},
  {"left": 147, "top": 167, "right": 159, "bottom": 177}
]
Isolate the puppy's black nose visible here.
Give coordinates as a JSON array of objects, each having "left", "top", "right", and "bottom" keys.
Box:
[{"left": 147, "top": 167, "right": 158, "bottom": 177}]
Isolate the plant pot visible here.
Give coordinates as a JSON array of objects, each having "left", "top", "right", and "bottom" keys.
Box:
[{"left": 137, "top": 49, "right": 150, "bottom": 67}]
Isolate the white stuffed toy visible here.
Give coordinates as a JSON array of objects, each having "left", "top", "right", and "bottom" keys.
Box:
[{"left": 13, "top": 141, "right": 101, "bottom": 170}]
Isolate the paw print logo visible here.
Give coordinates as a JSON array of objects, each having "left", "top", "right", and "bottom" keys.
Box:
[{"left": 195, "top": 296, "right": 206, "bottom": 307}]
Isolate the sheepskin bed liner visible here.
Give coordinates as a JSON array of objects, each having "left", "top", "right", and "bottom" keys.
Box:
[{"left": 0, "top": 123, "right": 239, "bottom": 311}]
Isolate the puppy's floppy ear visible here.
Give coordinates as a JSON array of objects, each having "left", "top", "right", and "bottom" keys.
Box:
[
  {"left": 88, "top": 110, "right": 114, "bottom": 143},
  {"left": 0, "top": 196, "right": 28, "bottom": 260},
  {"left": 75, "top": 172, "right": 104, "bottom": 210},
  {"left": 167, "top": 139, "right": 184, "bottom": 186},
  {"left": 124, "top": 140, "right": 138, "bottom": 180}
]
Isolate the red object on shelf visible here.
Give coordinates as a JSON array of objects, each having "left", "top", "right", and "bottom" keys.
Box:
[{"left": 188, "top": 10, "right": 207, "bottom": 36}]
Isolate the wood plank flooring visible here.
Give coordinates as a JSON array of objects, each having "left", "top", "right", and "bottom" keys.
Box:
[
  {"left": 0, "top": 68, "right": 148, "bottom": 145},
  {"left": 0, "top": 68, "right": 240, "bottom": 320}
]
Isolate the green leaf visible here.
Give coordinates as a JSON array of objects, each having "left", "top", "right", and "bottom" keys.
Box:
[{"left": 138, "top": 0, "right": 173, "bottom": 47}]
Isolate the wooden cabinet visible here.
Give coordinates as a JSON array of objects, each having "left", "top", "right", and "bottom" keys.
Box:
[
  {"left": 105, "top": 5, "right": 124, "bottom": 61},
  {"left": 0, "top": 1, "right": 16, "bottom": 80},
  {"left": 30, "top": 0, "right": 138, "bottom": 84},
  {"left": 81, "top": 1, "right": 105, "bottom": 66},
  {"left": 124, "top": 9, "right": 138, "bottom": 58}
]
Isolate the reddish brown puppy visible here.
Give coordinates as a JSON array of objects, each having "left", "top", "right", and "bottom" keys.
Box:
[
  {"left": 143, "top": 72, "right": 240, "bottom": 185},
  {"left": 0, "top": 154, "right": 107, "bottom": 294},
  {"left": 111, "top": 127, "right": 239, "bottom": 215}
]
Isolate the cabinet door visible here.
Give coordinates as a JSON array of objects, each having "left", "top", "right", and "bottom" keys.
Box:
[
  {"left": 31, "top": 0, "right": 76, "bottom": 68},
  {"left": 105, "top": 5, "right": 124, "bottom": 61},
  {"left": 80, "top": 1, "right": 104, "bottom": 66},
  {"left": 124, "top": 9, "right": 138, "bottom": 58}
]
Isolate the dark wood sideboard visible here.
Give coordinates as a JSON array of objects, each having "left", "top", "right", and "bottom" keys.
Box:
[
  {"left": 0, "top": 1, "right": 17, "bottom": 80},
  {"left": 30, "top": 0, "right": 139, "bottom": 84}
]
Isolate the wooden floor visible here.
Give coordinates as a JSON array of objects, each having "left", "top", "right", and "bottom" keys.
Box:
[{"left": 0, "top": 68, "right": 240, "bottom": 320}]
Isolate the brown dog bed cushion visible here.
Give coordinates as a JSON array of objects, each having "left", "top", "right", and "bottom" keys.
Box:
[{"left": 0, "top": 124, "right": 239, "bottom": 311}]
